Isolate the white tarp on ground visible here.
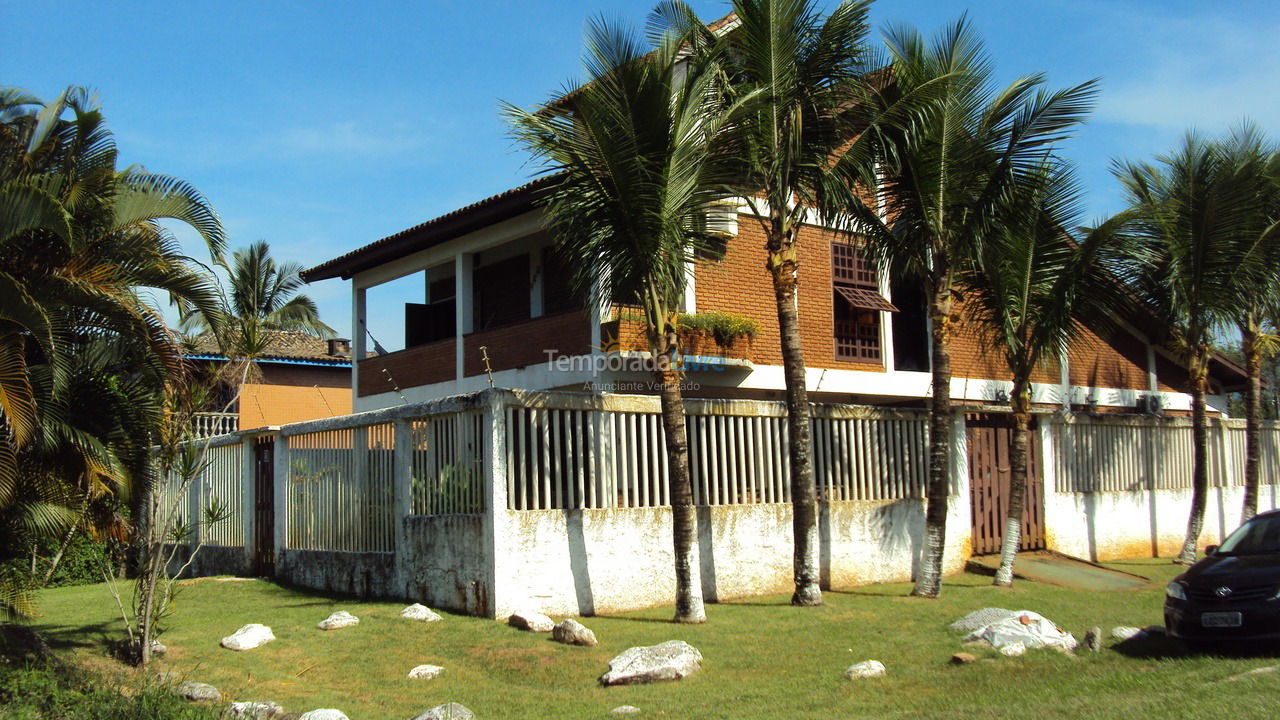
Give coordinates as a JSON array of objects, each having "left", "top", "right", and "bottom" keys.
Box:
[{"left": 965, "top": 610, "right": 1077, "bottom": 652}]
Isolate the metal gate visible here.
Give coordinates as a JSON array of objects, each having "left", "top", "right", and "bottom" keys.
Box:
[
  {"left": 252, "top": 435, "right": 275, "bottom": 576},
  {"left": 967, "top": 414, "right": 1045, "bottom": 555}
]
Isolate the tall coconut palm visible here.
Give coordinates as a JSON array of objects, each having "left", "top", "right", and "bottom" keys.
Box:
[
  {"left": 182, "top": 239, "right": 333, "bottom": 362},
  {"left": 841, "top": 19, "right": 1097, "bottom": 596},
  {"left": 658, "top": 0, "right": 877, "bottom": 606},
  {"left": 1116, "top": 132, "right": 1280, "bottom": 564},
  {"left": 961, "top": 164, "right": 1139, "bottom": 585},
  {"left": 505, "top": 14, "right": 749, "bottom": 622},
  {"left": 1217, "top": 126, "right": 1280, "bottom": 523}
]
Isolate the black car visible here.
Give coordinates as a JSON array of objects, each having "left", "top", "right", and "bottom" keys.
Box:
[{"left": 1164, "top": 508, "right": 1280, "bottom": 649}]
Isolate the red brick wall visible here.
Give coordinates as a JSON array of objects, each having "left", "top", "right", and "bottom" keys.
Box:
[
  {"left": 463, "top": 310, "right": 591, "bottom": 377},
  {"left": 357, "top": 339, "right": 455, "bottom": 397},
  {"left": 694, "top": 218, "right": 884, "bottom": 372}
]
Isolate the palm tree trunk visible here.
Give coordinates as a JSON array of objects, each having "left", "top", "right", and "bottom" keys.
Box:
[
  {"left": 913, "top": 273, "right": 954, "bottom": 598},
  {"left": 767, "top": 232, "right": 822, "bottom": 607},
  {"left": 993, "top": 380, "right": 1031, "bottom": 587},
  {"left": 1241, "top": 320, "right": 1262, "bottom": 523},
  {"left": 652, "top": 338, "right": 706, "bottom": 624},
  {"left": 1177, "top": 350, "right": 1211, "bottom": 565}
]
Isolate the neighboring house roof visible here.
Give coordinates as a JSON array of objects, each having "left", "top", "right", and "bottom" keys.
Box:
[{"left": 184, "top": 331, "right": 354, "bottom": 367}]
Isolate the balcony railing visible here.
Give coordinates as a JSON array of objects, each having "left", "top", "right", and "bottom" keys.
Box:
[{"left": 192, "top": 412, "right": 238, "bottom": 439}]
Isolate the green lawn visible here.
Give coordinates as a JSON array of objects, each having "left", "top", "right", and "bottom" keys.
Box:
[{"left": 24, "top": 560, "right": 1280, "bottom": 719}]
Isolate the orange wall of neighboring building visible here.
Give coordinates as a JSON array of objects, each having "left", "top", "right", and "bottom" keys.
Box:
[
  {"left": 238, "top": 365, "right": 351, "bottom": 429},
  {"left": 695, "top": 218, "right": 885, "bottom": 372}
]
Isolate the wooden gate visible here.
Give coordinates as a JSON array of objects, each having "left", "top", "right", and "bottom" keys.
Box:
[
  {"left": 967, "top": 414, "right": 1045, "bottom": 555},
  {"left": 252, "top": 435, "right": 275, "bottom": 576}
]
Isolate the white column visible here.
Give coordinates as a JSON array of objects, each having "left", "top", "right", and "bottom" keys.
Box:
[
  {"left": 529, "top": 249, "right": 544, "bottom": 318},
  {"left": 1058, "top": 351, "right": 1071, "bottom": 411},
  {"left": 352, "top": 285, "right": 367, "bottom": 406},
  {"left": 681, "top": 261, "right": 697, "bottom": 314},
  {"left": 1146, "top": 344, "right": 1159, "bottom": 394},
  {"left": 455, "top": 253, "right": 474, "bottom": 387},
  {"left": 878, "top": 264, "right": 895, "bottom": 372}
]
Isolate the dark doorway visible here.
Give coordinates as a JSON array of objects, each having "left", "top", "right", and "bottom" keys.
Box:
[
  {"left": 890, "top": 279, "right": 928, "bottom": 371},
  {"left": 252, "top": 435, "right": 275, "bottom": 576},
  {"left": 967, "top": 413, "right": 1046, "bottom": 555}
]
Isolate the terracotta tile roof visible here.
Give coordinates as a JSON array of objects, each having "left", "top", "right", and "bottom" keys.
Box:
[{"left": 184, "top": 331, "right": 354, "bottom": 365}]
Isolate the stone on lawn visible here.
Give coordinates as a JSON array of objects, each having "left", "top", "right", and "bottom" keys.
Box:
[
  {"left": 508, "top": 610, "right": 554, "bottom": 633},
  {"left": 950, "top": 652, "right": 977, "bottom": 665},
  {"left": 298, "top": 710, "right": 349, "bottom": 720},
  {"left": 1111, "top": 626, "right": 1143, "bottom": 641},
  {"left": 964, "top": 611, "right": 1077, "bottom": 653},
  {"left": 409, "top": 702, "right": 475, "bottom": 720},
  {"left": 176, "top": 681, "right": 221, "bottom": 702},
  {"left": 149, "top": 640, "right": 167, "bottom": 656},
  {"left": 401, "top": 604, "right": 442, "bottom": 622},
  {"left": 552, "top": 618, "right": 598, "bottom": 647},
  {"left": 612, "top": 706, "right": 642, "bottom": 715},
  {"left": 999, "top": 642, "right": 1026, "bottom": 657},
  {"left": 599, "top": 640, "right": 703, "bottom": 686},
  {"left": 221, "top": 624, "right": 276, "bottom": 651},
  {"left": 843, "top": 660, "right": 887, "bottom": 679},
  {"left": 317, "top": 611, "right": 359, "bottom": 631},
  {"left": 1084, "top": 627, "right": 1102, "bottom": 652},
  {"left": 229, "top": 701, "right": 285, "bottom": 719},
  {"left": 407, "top": 664, "right": 445, "bottom": 680},
  {"left": 949, "top": 608, "right": 1016, "bottom": 633}
]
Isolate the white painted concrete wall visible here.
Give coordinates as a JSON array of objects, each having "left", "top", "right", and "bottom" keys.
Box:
[
  {"left": 1045, "top": 484, "right": 1280, "bottom": 562},
  {"left": 491, "top": 496, "right": 971, "bottom": 618}
]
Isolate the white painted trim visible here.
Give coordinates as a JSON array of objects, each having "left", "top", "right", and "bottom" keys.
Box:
[{"left": 352, "top": 210, "right": 545, "bottom": 290}]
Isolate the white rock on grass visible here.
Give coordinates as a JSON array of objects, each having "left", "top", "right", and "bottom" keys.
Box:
[
  {"left": 949, "top": 608, "right": 1016, "bottom": 633},
  {"left": 407, "top": 664, "right": 446, "bottom": 680},
  {"left": 964, "top": 611, "right": 1077, "bottom": 653},
  {"left": 999, "top": 642, "right": 1027, "bottom": 657},
  {"left": 317, "top": 611, "right": 360, "bottom": 631},
  {"left": 552, "top": 618, "right": 598, "bottom": 647},
  {"left": 221, "top": 624, "right": 276, "bottom": 651},
  {"left": 401, "top": 604, "right": 442, "bottom": 622},
  {"left": 409, "top": 702, "right": 476, "bottom": 720},
  {"left": 611, "top": 706, "right": 642, "bottom": 715},
  {"left": 508, "top": 610, "right": 554, "bottom": 633},
  {"left": 600, "top": 640, "right": 703, "bottom": 686},
  {"left": 1111, "top": 626, "right": 1144, "bottom": 641},
  {"left": 843, "top": 660, "right": 887, "bottom": 679},
  {"left": 228, "top": 701, "right": 284, "bottom": 719},
  {"left": 298, "top": 710, "right": 349, "bottom": 720},
  {"left": 176, "top": 681, "right": 221, "bottom": 702}
]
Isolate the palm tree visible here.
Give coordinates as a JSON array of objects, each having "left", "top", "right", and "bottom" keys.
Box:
[
  {"left": 842, "top": 19, "right": 1097, "bottom": 596},
  {"left": 1216, "top": 126, "right": 1280, "bottom": 523},
  {"left": 505, "top": 13, "right": 749, "bottom": 622},
  {"left": 663, "top": 0, "right": 876, "bottom": 606},
  {"left": 0, "top": 87, "right": 223, "bottom": 615},
  {"left": 1116, "top": 132, "right": 1280, "bottom": 564},
  {"left": 182, "top": 239, "right": 333, "bottom": 359},
  {"left": 961, "top": 164, "right": 1138, "bottom": 585}
]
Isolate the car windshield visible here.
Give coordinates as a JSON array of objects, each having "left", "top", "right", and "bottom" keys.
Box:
[{"left": 1218, "top": 514, "right": 1280, "bottom": 556}]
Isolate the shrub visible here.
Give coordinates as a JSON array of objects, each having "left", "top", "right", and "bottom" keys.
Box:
[
  {"left": 0, "top": 653, "right": 217, "bottom": 720},
  {"left": 676, "top": 312, "right": 759, "bottom": 345}
]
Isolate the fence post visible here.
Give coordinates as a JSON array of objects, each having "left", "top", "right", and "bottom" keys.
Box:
[
  {"left": 942, "top": 411, "right": 970, "bottom": 568},
  {"left": 240, "top": 435, "right": 256, "bottom": 564},
  {"left": 393, "top": 418, "right": 413, "bottom": 594},
  {"left": 273, "top": 433, "right": 290, "bottom": 568},
  {"left": 482, "top": 389, "right": 509, "bottom": 618},
  {"left": 188, "top": 448, "right": 203, "bottom": 547}
]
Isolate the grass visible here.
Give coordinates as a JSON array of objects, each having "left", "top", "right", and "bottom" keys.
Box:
[{"left": 20, "top": 560, "right": 1280, "bottom": 719}]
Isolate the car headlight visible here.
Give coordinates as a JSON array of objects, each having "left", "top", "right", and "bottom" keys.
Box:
[{"left": 1166, "top": 581, "right": 1188, "bottom": 601}]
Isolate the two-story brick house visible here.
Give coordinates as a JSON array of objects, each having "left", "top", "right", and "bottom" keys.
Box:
[{"left": 300, "top": 180, "right": 1245, "bottom": 415}]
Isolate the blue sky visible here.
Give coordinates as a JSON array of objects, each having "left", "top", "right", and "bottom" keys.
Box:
[{"left": 5, "top": 0, "right": 1280, "bottom": 349}]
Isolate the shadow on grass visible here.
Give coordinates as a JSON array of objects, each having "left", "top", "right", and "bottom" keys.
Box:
[{"left": 26, "top": 619, "right": 118, "bottom": 653}]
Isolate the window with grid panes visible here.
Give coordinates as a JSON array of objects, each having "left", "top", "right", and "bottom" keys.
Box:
[{"left": 832, "top": 242, "right": 883, "bottom": 361}]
